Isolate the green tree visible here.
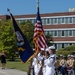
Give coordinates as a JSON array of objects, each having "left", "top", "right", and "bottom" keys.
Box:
[
  {"left": 20, "top": 21, "right": 34, "bottom": 48},
  {"left": 0, "top": 20, "right": 34, "bottom": 60},
  {"left": 56, "top": 45, "right": 75, "bottom": 56},
  {"left": 45, "top": 33, "right": 53, "bottom": 46},
  {"left": 0, "top": 20, "right": 17, "bottom": 60}
]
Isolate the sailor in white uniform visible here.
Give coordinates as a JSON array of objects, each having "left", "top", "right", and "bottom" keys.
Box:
[
  {"left": 37, "top": 48, "right": 44, "bottom": 63},
  {"left": 42, "top": 50, "right": 49, "bottom": 75},
  {"left": 37, "top": 48, "right": 45, "bottom": 75},
  {"left": 32, "top": 52, "right": 41, "bottom": 75},
  {"left": 32, "top": 48, "right": 45, "bottom": 75},
  {"left": 45, "top": 46, "right": 56, "bottom": 75},
  {"left": 38, "top": 48, "right": 49, "bottom": 75}
]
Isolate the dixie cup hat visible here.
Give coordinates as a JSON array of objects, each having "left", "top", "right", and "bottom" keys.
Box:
[
  {"left": 49, "top": 46, "right": 55, "bottom": 50},
  {"left": 41, "top": 48, "right": 45, "bottom": 51},
  {"left": 46, "top": 46, "right": 55, "bottom": 51}
]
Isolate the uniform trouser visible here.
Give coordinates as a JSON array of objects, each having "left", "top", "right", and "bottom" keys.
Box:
[
  {"left": 45, "top": 72, "right": 55, "bottom": 75},
  {"left": 42, "top": 67, "right": 46, "bottom": 75},
  {"left": 60, "top": 66, "right": 68, "bottom": 75},
  {"left": 45, "top": 67, "right": 55, "bottom": 75},
  {"left": 73, "top": 68, "right": 75, "bottom": 74}
]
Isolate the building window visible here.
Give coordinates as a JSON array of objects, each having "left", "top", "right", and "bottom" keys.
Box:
[
  {"left": 58, "top": 18, "right": 61, "bottom": 24},
  {"left": 68, "top": 17, "right": 73, "bottom": 23},
  {"left": 65, "top": 17, "right": 68, "bottom": 24},
  {"left": 19, "top": 20, "right": 23, "bottom": 23},
  {"left": 51, "top": 18, "right": 53, "bottom": 24},
  {"left": 61, "top": 17, "right": 65, "bottom": 23},
  {"left": 62, "top": 43, "right": 64, "bottom": 48},
  {"left": 73, "top": 43, "right": 75, "bottom": 45},
  {"left": 73, "top": 17, "right": 75, "bottom": 24},
  {"left": 58, "top": 43, "right": 62, "bottom": 50},
  {"left": 73, "top": 30, "right": 75, "bottom": 36},
  {"left": 64, "top": 43, "right": 68, "bottom": 47},
  {"left": 50, "top": 31, "right": 53, "bottom": 36},
  {"left": 17, "top": 20, "right": 20, "bottom": 23},
  {"left": 49, "top": 31, "right": 51, "bottom": 35},
  {"left": 42, "top": 19, "right": 44, "bottom": 25},
  {"left": 54, "top": 43, "right": 57, "bottom": 50},
  {"left": 62, "top": 30, "right": 64, "bottom": 36},
  {"left": 54, "top": 18, "right": 58, "bottom": 24},
  {"left": 58, "top": 30, "right": 62, "bottom": 37},
  {"left": 54, "top": 31, "right": 57, "bottom": 36},
  {"left": 64, "top": 30, "right": 68, "bottom": 36},
  {"left": 46, "top": 18, "right": 50, "bottom": 24},
  {"left": 69, "top": 30, "right": 72, "bottom": 36},
  {"left": 44, "top": 31, "right": 47, "bottom": 35},
  {"left": 43, "top": 18, "right": 46, "bottom": 25},
  {"left": 69, "top": 43, "right": 72, "bottom": 45},
  {"left": 47, "top": 31, "right": 49, "bottom": 35},
  {"left": 32, "top": 19, "right": 36, "bottom": 24}
]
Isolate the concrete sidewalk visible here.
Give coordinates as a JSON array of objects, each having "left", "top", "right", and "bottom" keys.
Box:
[{"left": 0, "top": 67, "right": 27, "bottom": 75}]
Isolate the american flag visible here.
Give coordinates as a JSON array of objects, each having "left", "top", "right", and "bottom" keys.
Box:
[{"left": 33, "top": 7, "right": 48, "bottom": 52}]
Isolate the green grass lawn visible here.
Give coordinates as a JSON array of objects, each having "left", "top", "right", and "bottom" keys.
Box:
[{"left": 0, "top": 59, "right": 30, "bottom": 72}]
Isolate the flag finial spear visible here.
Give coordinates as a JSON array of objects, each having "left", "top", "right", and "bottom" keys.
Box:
[{"left": 7, "top": 8, "right": 11, "bottom": 14}]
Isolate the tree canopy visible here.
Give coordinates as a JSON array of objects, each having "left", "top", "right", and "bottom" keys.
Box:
[
  {"left": 56, "top": 45, "right": 75, "bottom": 56},
  {"left": 0, "top": 20, "right": 34, "bottom": 60}
]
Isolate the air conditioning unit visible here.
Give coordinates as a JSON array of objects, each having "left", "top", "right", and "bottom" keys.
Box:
[{"left": 69, "top": 8, "right": 75, "bottom": 12}]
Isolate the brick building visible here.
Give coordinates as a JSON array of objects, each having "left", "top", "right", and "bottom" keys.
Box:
[{"left": 0, "top": 10, "right": 75, "bottom": 50}]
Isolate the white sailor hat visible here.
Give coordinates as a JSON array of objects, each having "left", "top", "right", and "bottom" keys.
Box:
[
  {"left": 46, "top": 47, "right": 49, "bottom": 51},
  {"left": 49, "top": 46, "right": 55, "bottom": 50},
  {"left": 70, "top": 55, "right": 74, "bottom": 57},
  {"left": 59, "top": 54, "right": 65, "bottom": 57},
  {"left": 46, "top": 46, "right": 55, "bottom": 51},
  {"left": 60, "top": 54, "right": 63, "bottom": 57},
  {"left": 67, "top": 54, "right": 71, "bottom": 57},
  {"left": 41, "top": 48, "right": 44, "bottom": 51}
]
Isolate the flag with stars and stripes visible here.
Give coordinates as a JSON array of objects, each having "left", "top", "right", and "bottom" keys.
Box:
[{"left": 33, "top": 7, "right": 48, "bottom": 52}]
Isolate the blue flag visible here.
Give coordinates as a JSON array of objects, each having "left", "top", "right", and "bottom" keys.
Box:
[{"left": 10, "top": 13, "right": 34, "bottom": 63}]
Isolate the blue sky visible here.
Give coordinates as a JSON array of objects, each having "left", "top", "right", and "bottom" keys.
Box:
[{"left": 0, "top": 0, "right": 75, "bottom": 15}]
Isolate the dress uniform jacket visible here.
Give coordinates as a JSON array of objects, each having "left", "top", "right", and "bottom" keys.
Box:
[
  {"left": 45, "top": 54, "right": 56, "bottom": 75},
  {"left": 42, "top": 57, "right": 47, "bottom": 75},
  {"left": 32, "top": 57, "right": 41, "bottom": 75}
]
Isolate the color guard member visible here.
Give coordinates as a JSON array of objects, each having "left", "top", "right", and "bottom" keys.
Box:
[{"left": 45, "top": 46, "right": 56, "bottom": 75}]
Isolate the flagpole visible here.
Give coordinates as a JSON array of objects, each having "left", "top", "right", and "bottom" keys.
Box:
[
  {"left": 36, "top": 0, "right": 40, "bottom": 13},
  {"left": 36, "top": 0, "right": 39, "bottom": 8},
  {"left": 36, "top": 0, "right": 40, "bottom": 52}
]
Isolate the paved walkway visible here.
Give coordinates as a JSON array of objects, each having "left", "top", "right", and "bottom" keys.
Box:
[{"left": 0, "top": 67, "right": 27, "bottom": 75}]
